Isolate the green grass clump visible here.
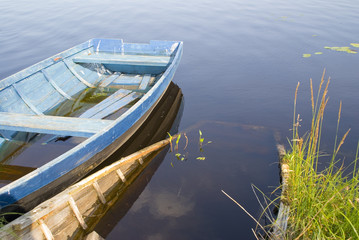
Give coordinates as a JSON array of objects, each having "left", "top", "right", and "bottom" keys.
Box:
[{"left": 284, "top": 71, "right": 359, "bottom": 239}]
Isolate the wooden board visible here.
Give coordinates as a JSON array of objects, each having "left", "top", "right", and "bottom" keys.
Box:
[
  {"left": 0, "top": 112, "right": 113, "bottom": 137},
  {"left": 99, "top": 74, "right": 121, "bottom": 87},
  {"left": 79, "top": 89, "right": 132, "bottom": 119},
  {"left": 85, "top": 92, "right": 140, "bottom": 119},
  {"left": 138, "top": 74, "right": 151, "bottom": 90},
  {"left": 73, "top": 54, "right": 171, "bottom": 67}
]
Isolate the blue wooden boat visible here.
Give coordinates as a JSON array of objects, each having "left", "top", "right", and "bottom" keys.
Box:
[
  {"left": 0, "top": 38, "right": 183, "bottom": 215},
  {"left": 0, "top": 83, "right": 183, "bottom": 239}
]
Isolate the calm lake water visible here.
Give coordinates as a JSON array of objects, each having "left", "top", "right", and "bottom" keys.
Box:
[{"left": 1, "top": 0, "right": 359, "bottom": 238}]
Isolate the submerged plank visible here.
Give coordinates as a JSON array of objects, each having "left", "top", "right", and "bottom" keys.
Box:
[
  {"left": 0, "top": 164, "right": 36, "bottom": 181},
  {"left": 80, "top": 92, "right": 140, "bottom": 119},
  {"left": 89, "top": 92, "right": 140, "bottom": 119},
  {"left": 0, "top": 112, "right": 113, "bottom": 137},
  {"left": 110, "top": 74, "right": 142, "bottom": 86},
  {"left": 79, "top": 89, "right": 132, "bottom": 119},
  {"left": 99, "top": 74, "right": 121, "bottom": 87}
]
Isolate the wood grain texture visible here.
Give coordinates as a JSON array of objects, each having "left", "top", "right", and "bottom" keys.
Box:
[
  {"left": 139, "top": 74, "right": 151, "bottom": 90},
  {"left": 79, "top": 89, "right": 132, "bottom": 119},
  {"left": 73, "top": 54, "right": 170, "bottom": 67},
  {"left": 0, "top": 112, "right": 113, "bottom": 137},
  {"left": 0, "top": 136, "right": 177, "bottom": 240}
]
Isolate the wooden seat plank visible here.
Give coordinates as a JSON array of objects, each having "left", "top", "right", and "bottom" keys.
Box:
[
  {"left": 73, "top": 54, "right": 170, "bottom": 67},
  {"left": 0, "top": 112, "right": 113, "bottom": 138}
]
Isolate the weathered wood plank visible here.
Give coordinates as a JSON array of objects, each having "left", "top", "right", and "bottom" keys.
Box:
[
  {"left": 96, "top": 171, "right": 121, "bottom": 197},
  {"left": 71, "top": 186, "right": 99, "bottom": 220},
  {"left": 68, "top": 196, "right": 88, "bottom": 230},
  {"left": 116, "top": 168, "right": 126, "bottom": 182},
  {"left": 79, "top": 89, "right": 132, "bottom": 119},
  {"left": 14, "top": 72, "right": 65, "bottom": 113},
  {"left": 92, "top": 181, "right": 106, "bottom": 205},
  {"left": 42, "top": 70, "right": 73, "bottom": 100},
  {"left": 99, "top": 74, "right": 121, "bottom": 87},
  {"left": 12, "top": 84, "right": 44, "bottom": 115},
  {"left": 48, "top": 205, "right": 80, "bottom": 239},
  {"left": 38, "top": 219, "right": 54, "bottom": 240},
  {"left": 63, "top": 60, "right": 96, "bottom": 88},
  {"left": 42, "top": 62, "right": 88, "bottom": 97},
  {"left": 84, "top": 231, "right": 105, "bottom": 240},
  {"left": 0, "top": 112, "right": 113, "bottom": 137},
  {"left": 139, "top": 74, "right": 151, "bottom": 90},
  {"left": 73, "top": 54, "right": 171, "bottom": 67},
  {"left": 110, "top": 74, "right": 142, "bottom": 86},
  {"left": 86, "top": 92, "right": 140, "bottom": 119}
]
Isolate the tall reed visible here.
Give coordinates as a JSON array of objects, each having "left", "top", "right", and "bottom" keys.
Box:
[{"left": 284, "top": 72, "right": 359, "bottom": 239}]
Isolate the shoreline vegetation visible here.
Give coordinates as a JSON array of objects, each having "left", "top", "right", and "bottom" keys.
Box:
[
  {"left": 279, "top": 71, "right": 359, "bottom": 239},
  {"left": 224, "top": 71, "right": 359, "bottom": 239}
]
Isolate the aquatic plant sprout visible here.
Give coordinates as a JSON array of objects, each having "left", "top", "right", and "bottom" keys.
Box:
[{"left": 167, "top": 130, "right": 211, "bottom": 165}]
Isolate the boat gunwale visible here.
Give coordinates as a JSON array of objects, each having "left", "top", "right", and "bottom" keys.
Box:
[{"left": 0, "top": 42, "right": 93, "bottom": 91}]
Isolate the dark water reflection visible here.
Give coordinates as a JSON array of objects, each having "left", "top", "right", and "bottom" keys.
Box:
[
  {"left": 98, "top": 121, "right": 279, "bottom": 239},
  {"left": 1, "top": 0, "right": 359, "bottom": 238}
]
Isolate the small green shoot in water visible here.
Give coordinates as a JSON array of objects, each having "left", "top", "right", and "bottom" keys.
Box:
[
  {"left": 199, "top": 129, "right": 212, "bottom": 152},
  {"left": 199, "top": 130, "right": 204, "bottom": 147},
  {"left": 168, "top": 130, "right": 212, "bottom": 166},
  {"left": 167, "top": 132, "right": 173, "bottom": 152},
  {"left": 175, "top": 134, "right": 181, "bottom": 151}
]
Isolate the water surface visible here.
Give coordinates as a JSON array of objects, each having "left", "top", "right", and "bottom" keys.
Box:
[{"left": 1, "top": 0, "right": 359, "bottom": 238}]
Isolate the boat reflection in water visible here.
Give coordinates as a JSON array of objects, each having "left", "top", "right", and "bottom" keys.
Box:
[
  {"left": 0, "top": 82, "right": 183, "bottom": 239},
  {"left": 90, "top": 81, "right": 184, "bottom": 172},
  {"left": 85, "top": 81, "right": 184, "bottom": 238}
]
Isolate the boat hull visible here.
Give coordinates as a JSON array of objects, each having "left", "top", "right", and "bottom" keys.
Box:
[
  {"left": 0, "top": 83, "right": 183, "bottom": 240},
  {"left": 0, "top": 38, "right": 183, "bottom": 215}
]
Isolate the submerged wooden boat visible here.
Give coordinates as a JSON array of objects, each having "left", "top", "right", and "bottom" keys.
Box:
[
  {"left": 0, "top": 38, "right": 183, "bottom": 215},
  {"left": 0, "top": 136, "right": 177, "bottom": 240}
]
